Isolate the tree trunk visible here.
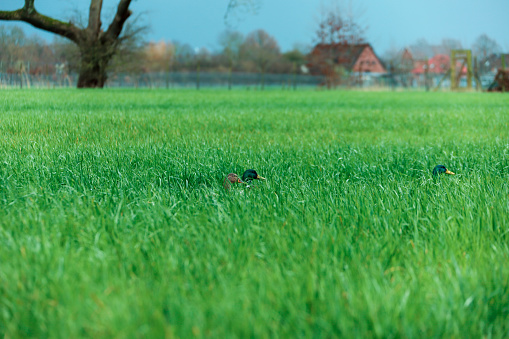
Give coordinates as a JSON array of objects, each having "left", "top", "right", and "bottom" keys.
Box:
[
  {"left": 77, "top": 43, "right": 114, "bottom": 88},
  {"left": 77, "top": 60, "right": 108, "bottom": 88}
]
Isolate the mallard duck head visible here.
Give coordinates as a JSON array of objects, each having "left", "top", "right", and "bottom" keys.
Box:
[
  {"left": 432, "top": 165, "right": 455, "bottom": 176},
  {"left": 242, "top": 169, "right": 266, "bottom": 182}
]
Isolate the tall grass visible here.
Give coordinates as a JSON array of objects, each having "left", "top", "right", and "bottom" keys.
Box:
[{"left": 0, "top": 89, "right": 508, "bottom": 337}]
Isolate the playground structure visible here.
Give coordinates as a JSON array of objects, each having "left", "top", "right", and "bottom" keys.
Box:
[
  {"left": 433, "top": 49, "right": 476, "bottom": 91},
  {"left": 450, "top": 50, "right": 473, "bottom": 90},
  {"left": 486, "top": 53, "right": 507, "bottom": 92},
  {"left": 433, "top": 49, "right": 509, "bottom": 91},
  {"left": 488, "top": 69, "right": 509, "bottom": 92}
]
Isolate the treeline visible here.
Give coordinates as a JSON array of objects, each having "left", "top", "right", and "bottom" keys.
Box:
[
  {"left": 0, "top": 26, "right": 72, "bottom": 76},
  {"left": 0, "top": 25, "right": 309, "bottom": 77}
]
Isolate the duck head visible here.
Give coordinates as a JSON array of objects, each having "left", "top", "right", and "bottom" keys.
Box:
[
  {"left": 432, "top": 165, "right": 455, "bottom": 176},
  {"left": 242, "top": 169, "right": 266, "bottom": 182}
]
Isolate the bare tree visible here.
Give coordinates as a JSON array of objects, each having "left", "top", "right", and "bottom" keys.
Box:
[
  {"left": 224, "top": 0, "right": 260, "bottom": 25},
  {"left": 472, "top": 34, "right": 501, "bottom": 59},
  {"left": 0, "top": 0, "right": 138, "bottom": 88},
  {"left": 0, "top": 26, "right": 27, "bottom": 70},
  {"left": 218, "top": 29, "right": 244, "bottom": 89},
  {"left": 240, "top": 29, "right": 280, "bottom": 89},
  {"left": 440, "top": 38, "right": 463, "bottom": 55},
  {"left": 408, "top": 38, "right": 433, "bottom": 59},
  {"left": 172, "top": 41, "right": 195, "bottom": 71}
]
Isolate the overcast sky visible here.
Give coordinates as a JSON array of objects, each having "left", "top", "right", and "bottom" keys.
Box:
[{"left": 3, "top": 0, "right": 509, "bottom": 54}]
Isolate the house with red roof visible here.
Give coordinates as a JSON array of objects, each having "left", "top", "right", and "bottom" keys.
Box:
[
  {"left": 411, "top": 54, "right": 467, "bottom": 75},
  {"left": 307, "top": 43, "right": 386, "bottom": 86},
  {"left": 412, "top": 54, "right": 449, "bottom": 74}
]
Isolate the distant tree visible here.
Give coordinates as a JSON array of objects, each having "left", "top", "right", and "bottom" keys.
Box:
[
  {"left": 279, "top": 48, "right": 307, "bottom": 74},
  {"left": 218, "top": 29, "right": 244, "bottom": 89},
  {"left": 240, "top": 29, "right": 280, "bottom": 89},
  {"left": 408, "top": 38, "right": 433, "bottom": 59},
  {"left": 172, "top": 41, "right": 195, "bottom": 71},
  {"left": 0, "top": 25, "right": 52, "bottom": 74},
  {"left": 190, "top": 47, "right": 212, "bottom": 69},
  {"left": 291, "top": 43, "right": 312, "bottom": 57},
  {"left": 50, "top": 36, "right": 81, "bottom": 74},
  {"left": 144, "top": 41, "right": 174, "bottom": 73},
  {"left": 22, "top": 34, "right": 51, "bottom": 74},
  {"left": 381, "top": 45, "right": 401, "bottom": 66},
  {"left": 472, "top": 34, "right": 501, "bottom": 59},
  {"left": 283, "top": 49, "right": 306, "bottom": 66},
  {"left": 439, "top": 38, "right": 463, "bottom": 55},
  {"left": 193, "top": 47, "right": 213, "bottom": 89},
  {"left": 314, "top": 2, "right": 366, "bottom": 45},
  {"left": 0, "top": 26, "right": 27, "bottom": 71}
]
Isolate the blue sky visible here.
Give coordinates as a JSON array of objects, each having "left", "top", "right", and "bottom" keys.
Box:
[{"left": 3, "top": 0, "right": 509, "bottom": 54}]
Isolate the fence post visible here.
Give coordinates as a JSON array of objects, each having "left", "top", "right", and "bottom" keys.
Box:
[
  {"left": 293, "top": 62, "right": 297, "bottom": 90},
  {"left": 196, "top": 61, "right": 200, "bottom": 90},
  {"left": 228, "top": 61, "right": 232, "bottom": 90}
]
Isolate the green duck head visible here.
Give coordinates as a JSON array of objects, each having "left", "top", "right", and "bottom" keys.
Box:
[
  {"left": 432, "top": 165, "right": 455, "bottom": 176},
  {"left": 242, "top": 169, "right": 266, "bottom": 182}
]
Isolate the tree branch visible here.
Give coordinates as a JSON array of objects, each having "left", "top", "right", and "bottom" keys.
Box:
[
  {"left": 24, "top": 0, "right": 35, "bottom": 14},
  {"left": 87, "top": 0, "right": 103, "bottom": 36},
  {"left": 224, "top": 0, "right": 259, "bottom": 25},
  {"left": 104, "top": 0, "right": 132, "bottom": 41},
  {"left": 0, "top": 1, "right": 81, "bottom": 43}
]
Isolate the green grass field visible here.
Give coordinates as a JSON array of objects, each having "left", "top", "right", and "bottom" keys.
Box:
[{"left": 0, "top": 89, "right": 508, "bottom": 338}]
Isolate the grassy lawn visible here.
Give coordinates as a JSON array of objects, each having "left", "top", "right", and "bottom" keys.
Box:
[{"left": 0, "top": 89, "right": 508, "bottom": 338}]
